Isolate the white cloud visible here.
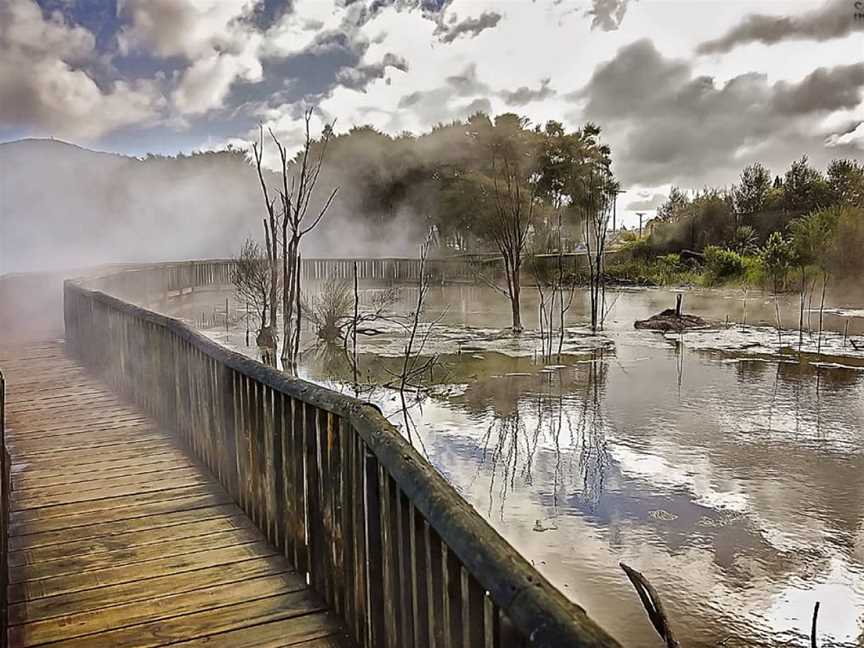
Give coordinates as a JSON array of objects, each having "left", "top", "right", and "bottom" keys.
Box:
[
  {"left": 260, "top": 0, "right": 346, "bottom": 58},
  {"left": 0, "top": 0, "right": 164, "bottom": 139},
  {"left": 118, "top": 0, "right": 255, "bottom": 60},
  {"left": 172, "top": 36, "right": 263, "bottom": 115}
]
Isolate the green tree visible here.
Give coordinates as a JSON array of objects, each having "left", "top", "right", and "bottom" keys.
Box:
[
  {"left": 656, "top": 187, "right": 690, "bottom": 222},
  {"left": 827, "top": 159, "right": 864, "bottom": 208},
  {"left": 469, "top": 113, "right": 541, "bottom": 332},
  {"left": 789, "top": 209, "right": 837, "bottom": 269},
  {"left": 827, "top": 205, "right": 864, "bottom": 276},
  {"left": 732, "top": 162, "right": 771, "bottom": 224},
  {"left": 783, "top": 156, "right": 830, "bottom": 216},
  {"left": 732, "top": 225, "right": 759, "bottom": 254},
  {"left": 760, "top": 231, "right": 793, "bottom": 292}
]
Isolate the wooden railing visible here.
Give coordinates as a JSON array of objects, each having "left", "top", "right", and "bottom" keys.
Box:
[
  {"left": 0, "top": 370, "right": 9, "bottom": 648},
  {"left": 63, "top": 270, "right": 621, "bottom": 648},
  {"left": 79, "top": 258, "right": 477, "bottom": 305}
]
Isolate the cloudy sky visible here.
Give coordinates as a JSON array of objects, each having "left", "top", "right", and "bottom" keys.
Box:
[{"left": 1, "top": 0, "right": 862, "bottom": 224}]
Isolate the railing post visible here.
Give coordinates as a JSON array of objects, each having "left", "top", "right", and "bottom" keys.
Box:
[
  {"left": 364, "top": 449, "right": 385, "bottom": 647},
  {"left": 0, "top": 370, "right": 8, "bottom": 648}
]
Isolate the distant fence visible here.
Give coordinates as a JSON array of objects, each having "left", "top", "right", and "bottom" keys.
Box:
[
  {"left": 75, "top": 258, "right": 478, "bottom": 311},
  {"left": 63, "top": 266, "right": 621, "bottom": 648}
]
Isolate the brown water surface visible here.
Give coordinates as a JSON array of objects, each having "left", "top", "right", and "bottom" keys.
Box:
[{"left": 180, "top": 286, "right": 864, "bottom": 647}]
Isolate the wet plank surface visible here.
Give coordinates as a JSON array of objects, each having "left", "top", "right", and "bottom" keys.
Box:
[{"left": 0, "top": 342, "right": 353, "bottom": 648}]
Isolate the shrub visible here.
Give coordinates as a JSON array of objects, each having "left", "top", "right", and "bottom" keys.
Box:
[
  {"left": 704, "top": 245, "right": 746, "bottom": 279},
  {"left": 743, "top": 255, "right": 766, "bottom": 286},
  {"left": 760, "top": 231, "right": 794, "bottom": 291},
  {"left": 622, "top": 236, "right": 652, "bottom": 260},
  {"left": 656, "top": 253, "right": 683, "bottom": 283},
  {"left": 828, "top": 206, "right": 864, "bottom": 277},
  {"left": 732, "top": 225, "right": 759, "bottom": 254}
]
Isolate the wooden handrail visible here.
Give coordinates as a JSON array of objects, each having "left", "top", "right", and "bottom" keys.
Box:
[
  {"left": 0, "top": 369, "right": 9, "bottom": 648},
  {"left": 63, "top": 266, "right": 622, "bottom": 648}
]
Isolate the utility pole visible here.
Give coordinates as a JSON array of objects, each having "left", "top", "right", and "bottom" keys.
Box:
[{"left": 637, "top": 212, "right": 646, "bottom": 237}]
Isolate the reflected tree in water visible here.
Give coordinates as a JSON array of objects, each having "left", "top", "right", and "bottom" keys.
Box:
[{"left": 474, "top": 350, "right": 611, "bottom": 520}]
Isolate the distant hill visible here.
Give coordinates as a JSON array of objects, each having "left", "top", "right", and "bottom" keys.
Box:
[{"left": 0, "top": 139, "right": 262, "bottom": 274}]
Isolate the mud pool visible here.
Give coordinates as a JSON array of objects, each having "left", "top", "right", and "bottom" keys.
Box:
[{"left": 172, "top": 285, "right": 864, "bottom": 648}]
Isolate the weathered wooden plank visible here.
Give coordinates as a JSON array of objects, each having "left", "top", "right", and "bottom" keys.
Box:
[
  {"left": 8, "top": 430, "right": 167, "bottom": 457},
  {"left": 12, "top": 466, "right": 204, "bottom": 501},
  {"left": 7, "top": 417, "right": 155, "bottom": 440},
  {"left": 10, "top": 443, "right": 187, "bottom": 471},
  {"left": 8, "top": 412, "right": 149, "bottom": 431},
  {"left": 8, "top": 542, "right": 278, "bottom": 602},
  {"left": 9, "top": 572, "right": 308, "bottom": 646},
  {"left": 8, "top": 556, "right": 290, "bottom": 625},
  {"left": 13, "top": 454, "right": 193, "bottom": 489},
  {"left": 9, "top": 506, "right": 246, "bottom": 555},
  {"left": 10, "top": 470, "right": 208, "bottom": 510},
  {"left": 40, "top": 590, "right": 327, "bottom": 648},
  {"left": 10, "top": 485, "right": 230, "bottom": 532},
  {"left": 9, "top": 438, "right": 175, "bottom": 464},
  {"left": 10, "top": 525, "right": 263, "bottom": 582},
  {"left": 169, "top": 611, "right": 351, "bottom": 648}
]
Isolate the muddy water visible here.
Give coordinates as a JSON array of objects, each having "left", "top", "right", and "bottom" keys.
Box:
[{"left": 185, "top": 286, "right": 864, "bottom": 648}]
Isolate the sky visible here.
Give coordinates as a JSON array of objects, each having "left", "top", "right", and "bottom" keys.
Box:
[{"left": 1, "top": 0, "right": 863, "bottom": 226}]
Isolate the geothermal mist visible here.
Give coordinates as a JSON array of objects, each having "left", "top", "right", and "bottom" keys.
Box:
[{"left": 0, "top": 138, "right": 426, "bottom": 275}]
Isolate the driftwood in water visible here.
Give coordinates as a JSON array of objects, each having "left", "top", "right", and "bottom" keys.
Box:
[{"left": 620, "top": 562, "right": 680, "bottom": 648}]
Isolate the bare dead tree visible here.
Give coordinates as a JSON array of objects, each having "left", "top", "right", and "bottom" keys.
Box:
[
  {"left": 531, "top": 211, "right": 576, "bottom": 362},
  {"left": 395, "top": 233, "right": 436, "bottom": 446},
  {"left": 303, "top": 277, "right": 353, "bottom": 343},
  {"left": 253, "top": 108, "right": 338, "bottom": 373},
  {"left": 577, "top": 169, "right": 617, "bottom": 332},
  {"left": 252, "top": 128, "right": 282, "bottom": 342},
  {"left": 230, "top": 238, "right": 279, "bottom": 364},
  {"left": 230, "top": 238, "right": 273, "bottom": 333}
]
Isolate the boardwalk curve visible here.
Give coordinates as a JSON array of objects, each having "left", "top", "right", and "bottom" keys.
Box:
[{"left": 0, "top": 343, "right": 351, "bottom": 647}]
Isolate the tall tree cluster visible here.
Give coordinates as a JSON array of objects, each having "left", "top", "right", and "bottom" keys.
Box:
[
  {"left": 645, "top": 156, "right": 864, "bottom": 280},
  {"left": 248, "top": 111, "right": 615, "bottom": 333}
]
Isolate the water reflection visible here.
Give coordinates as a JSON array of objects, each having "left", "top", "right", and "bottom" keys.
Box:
[{"left": 182, "top": 286, "right": 864, "bottom": 647}]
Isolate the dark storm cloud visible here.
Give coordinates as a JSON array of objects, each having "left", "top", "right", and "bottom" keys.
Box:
[
  {"left": 336, "top": 52, "right": 408, "bottom": 90},
  {"left": 585, "top": 0, "right": 631, "bottom": 31},
  {"left": 501, "top": 78, "right": 555, "bottom": 106},
  {"left": 571, "top": 39, "right": 689, "bottom": 117},
  {"left": 577, "top": 39, "right": 864, "bottom": 186},
  {"left": 463, "top": 97, "right": 492, "bottom": 114},
  {"left": 396, "top": 65, "right": 491, "bottom": 124},
  {"left": 445, "top": 64, "right": 491, "bottom": 96},
  {"left": 698, "top": 0, "right": 863, "bottom": 54},
  {"left": 247, "top": 0, "right": 294, "bottom": 29},
  {"left": 435, "top": 11, "right": 502, "bottom": 43},
  {"left": 772, "top": 64, "right": 864, "bottom": 114},
  {"left": 626, "top": 193, "right": 666, "bottom": 211}
]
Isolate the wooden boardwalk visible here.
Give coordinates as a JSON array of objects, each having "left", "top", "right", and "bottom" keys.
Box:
[{"left": 0, "top": 342, "right": 352, "bottom": 647}]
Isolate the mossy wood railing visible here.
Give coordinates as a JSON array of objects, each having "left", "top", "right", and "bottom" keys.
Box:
[
  {"left": 0, "top": 370, "right": 8, "bottom": 648},
  {"left": 63, "top": 269, "right": 621, "bottom": 648},
  {"left": 0, "top": 371, "right": 12, "bottom": 648}
]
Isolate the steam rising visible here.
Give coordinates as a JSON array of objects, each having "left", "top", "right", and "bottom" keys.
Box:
[{"left": 0, "top": 137, "right": 425, "bottom": 274}]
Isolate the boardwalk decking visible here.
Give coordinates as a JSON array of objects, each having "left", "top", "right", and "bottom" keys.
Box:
[{"left": 0, "top": 342, "right": 352, "bottom": 647}]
